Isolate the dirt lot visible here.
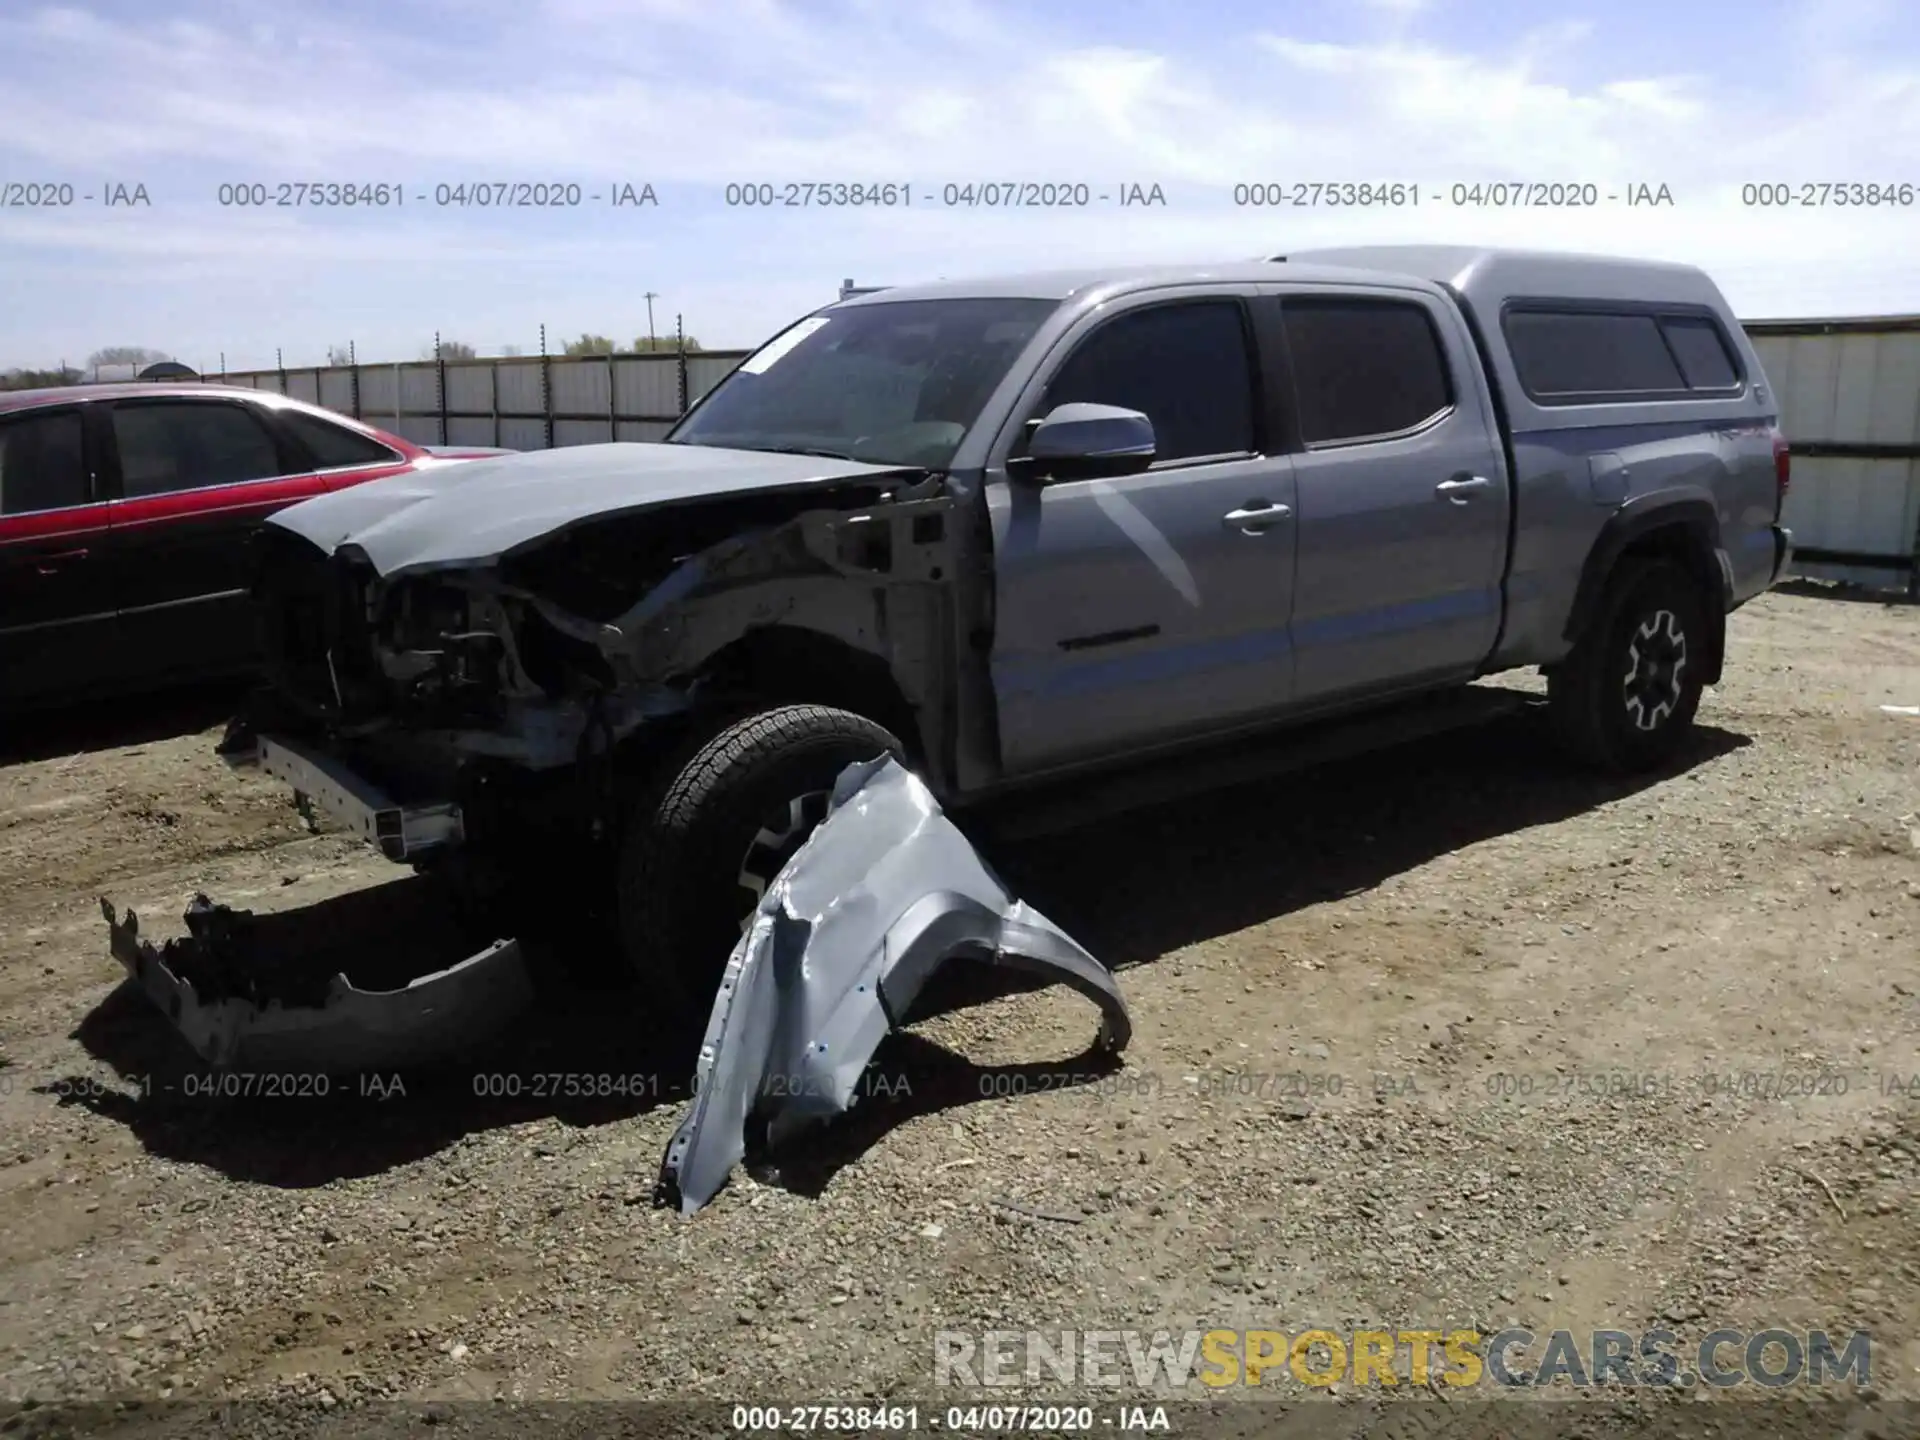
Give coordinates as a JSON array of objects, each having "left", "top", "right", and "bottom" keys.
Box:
[{"left": 0, "top": 584, "right": 1916, "bottom": 1419}]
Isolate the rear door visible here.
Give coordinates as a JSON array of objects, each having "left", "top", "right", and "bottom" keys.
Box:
[
  {"left": 0, "top": 404, "right": 117, "bottom": 707},
  {"left": 987, "top": 291, "right": 1299, "bottom": 775},
  {"left": 101, "top": 396, "right": 329, "bottom": 685},
  {"left": 1278, "top": 288, "right": 1509, "bottom": 705}
]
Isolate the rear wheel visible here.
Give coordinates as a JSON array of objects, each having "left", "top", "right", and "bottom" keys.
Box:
[
  {"left": 1548, "top": 559, "right": 1710, "bottom": 772},
  {"left": 616, "top": 704, "right": 903, "bottom": 1034}
]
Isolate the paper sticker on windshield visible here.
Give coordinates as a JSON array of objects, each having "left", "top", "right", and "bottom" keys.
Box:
[{"left": 739, "top": 317, "right": 830, "bottom": 375}]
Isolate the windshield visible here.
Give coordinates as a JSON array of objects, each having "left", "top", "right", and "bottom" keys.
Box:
[{"left": 666, "top": 297, "right": 1061, "bottom": 469}]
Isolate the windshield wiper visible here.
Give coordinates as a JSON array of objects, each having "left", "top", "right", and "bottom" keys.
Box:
[{"left": 740, "top": 444, "right": 866, "bottom": 462}]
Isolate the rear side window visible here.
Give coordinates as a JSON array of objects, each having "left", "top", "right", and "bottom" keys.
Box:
[
  {"left": 1281, "top": 299, "right": 1453, "bottom": 445},
  {"left": 1504, "top": 309, "right": 1743, "bottom": 402},
  {"left": 111, "top": 401, "right": 284, "bottom": 497},
  {"left": 1042, "top": 300, "right": 1256, "bottom": 463},
  {"left": 0, "top": 410, "right": 89, "bottom": 515},
  {"left": 279, "top": 409, "right": 401, "bottom": 469},
  {"left": 1660, "top": 316, "right": 1740, "bottom": 390}
]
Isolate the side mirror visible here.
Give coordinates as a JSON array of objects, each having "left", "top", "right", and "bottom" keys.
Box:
[{"left": 1013, "top": 403, "right": 1156, "bottom": 482}]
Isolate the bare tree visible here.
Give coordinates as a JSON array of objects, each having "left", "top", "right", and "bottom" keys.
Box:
[
  {"left": 325, "top": 344, "right": 355, "bottom": 367},
  {"left": 632, "top": 334, "right": 701, "bottom": 352},
  {"left": 564, "top": 333, "right": 616, "bottom": 356},
  {"left": 422, "top": 339, "right": 478, "bottom": 360},
  {"left": 1, "top": 365, "right": 83, "bottom": 391},
  {"left": 86, "top": 345, "right": 170, "bottom": 368}
]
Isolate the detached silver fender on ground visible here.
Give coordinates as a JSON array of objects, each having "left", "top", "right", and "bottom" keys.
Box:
[{"left": 655, "top": 755, "right": 1131, "bottom": 1214}]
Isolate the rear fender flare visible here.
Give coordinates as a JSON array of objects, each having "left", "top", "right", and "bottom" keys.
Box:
[{"left": 1563, "top": 496, "right": 1727, "bottom": 684}]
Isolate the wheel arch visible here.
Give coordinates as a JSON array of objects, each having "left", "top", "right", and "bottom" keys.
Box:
[
  {"left": 689, "top": 625, "right": 926, "bottom": 770},
  {"left": 1565, "top": 498, "right": 1728, "bottom": 686}
]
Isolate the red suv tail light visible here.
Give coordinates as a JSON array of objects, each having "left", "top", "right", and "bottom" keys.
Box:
[{"left": 1771, "top": 427, "right": 1791, "bottom": 507}]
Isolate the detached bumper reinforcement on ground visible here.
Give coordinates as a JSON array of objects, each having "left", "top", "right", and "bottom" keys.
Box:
[
  {"left": 234, "top": 732, "right": 464, "bottom": 863},
  {"left": 101, "top": 894, "right": 533, "bottom": 1073}
]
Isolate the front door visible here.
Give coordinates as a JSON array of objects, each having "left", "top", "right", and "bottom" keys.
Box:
[{"left": 988, "top": 294, "right": 1298, "bottom": 776}]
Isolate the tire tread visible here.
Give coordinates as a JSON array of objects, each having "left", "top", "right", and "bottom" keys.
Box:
[
  {"left": 1547, "top": 558, "right": 1707, "bottom": 773},
  {"left": 617, "top": 703, "right": 901, "bottom": 1026}
]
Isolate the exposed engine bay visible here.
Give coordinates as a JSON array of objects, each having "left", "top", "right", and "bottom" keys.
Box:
[{"left": 234, "top": 466, "right": 958, "bottom": 775}]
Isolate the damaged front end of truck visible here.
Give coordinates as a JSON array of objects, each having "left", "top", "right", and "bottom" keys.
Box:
[{"left": 102, "top": 444, "right": 972, "bottom": 1072}]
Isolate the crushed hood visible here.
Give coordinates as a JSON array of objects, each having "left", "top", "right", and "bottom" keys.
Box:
[{"left": 264, "top": 441, "right": 922, "bottom": 578}]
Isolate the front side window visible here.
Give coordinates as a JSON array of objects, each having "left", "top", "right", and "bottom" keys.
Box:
[
  {"left": 1038, "top": 299, "right": 1256, "bottom": 463},
  {"left": 668, "top": 297, "right": 1060, "bottom": 470},
  {"left": 111, "top": 402, "right": 285, "bottom": 497},
  {"left": 0, "top": 409, "right": 89, "bottom": 515},
  {"left": 1282, "top": 298, "right": 1454, "bottom": 445}
]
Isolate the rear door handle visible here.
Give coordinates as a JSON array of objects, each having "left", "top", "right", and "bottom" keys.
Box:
[
  {"left": 34, "top": 548, "right": 89, "bottom": 575},
  {"left": 1222, "top": 501, "right": 1292, "bottom": 532},
  {"left": 1436, "top": 475, "right": 1493, "bottom": 503}
]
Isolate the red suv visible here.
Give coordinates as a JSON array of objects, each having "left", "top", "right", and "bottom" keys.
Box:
[{"left": 0, "top": 384, "right": 507, "bottom": 711}]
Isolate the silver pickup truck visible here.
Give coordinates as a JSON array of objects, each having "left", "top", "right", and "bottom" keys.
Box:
[{"left": 152, "top": 245, "right": 1791, "bottom": 1039}]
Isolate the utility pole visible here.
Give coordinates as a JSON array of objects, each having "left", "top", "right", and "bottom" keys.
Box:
[{"left": 644, "top": 292, "right": 659, "bottom": 351}]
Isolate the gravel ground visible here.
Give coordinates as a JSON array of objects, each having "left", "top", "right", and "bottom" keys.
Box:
[{"left": 0, "top": 583, "right": 1915, "bottom": 1421}]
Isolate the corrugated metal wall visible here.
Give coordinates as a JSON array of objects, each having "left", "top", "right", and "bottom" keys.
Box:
[
  {"left": 216, "top": 350, "right": 751, "bottom": 450},
  {"left": 1745, "top": 318, "right": 1920, "bottom": 592}
]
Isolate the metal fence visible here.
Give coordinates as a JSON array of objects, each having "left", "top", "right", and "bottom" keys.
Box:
[
  {"left": 213, "top": 326, "right": 751, "bottom": 450},
  {"left": 1746, "top": 315, "right": 1920, "bottom": 596}
]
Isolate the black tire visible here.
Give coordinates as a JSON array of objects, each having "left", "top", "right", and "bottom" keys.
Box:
[
  {"left": 616, "top": 704, "right": 903, "bottom": 1032},
  {"left": 1548, "top": 559, "right": 1710, "bottom": 772}
]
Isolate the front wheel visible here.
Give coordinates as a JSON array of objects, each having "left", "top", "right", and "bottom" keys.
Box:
[
  {"left": 615, "top": 704, "right": 903, "bottom": 1034},
  {"left": 1547, "top": 559, "right": 1711, "bottom": 773}
]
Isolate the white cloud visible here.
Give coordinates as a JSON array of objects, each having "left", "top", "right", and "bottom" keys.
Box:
[{"left": 1597, "top": 80, "right": 1706, "bottom": 122}]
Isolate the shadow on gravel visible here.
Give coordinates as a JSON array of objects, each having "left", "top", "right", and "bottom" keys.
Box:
[
  {"left": 0, "top": 679, "right": 247, "bottom": 766},
  {"left": 986, "top": 701, "right": 1752, "bottom": 973},
  {"left": 752, "top": 702, "right": 1751, "bottom": 1198},
  {"left": 744, "top": 1027, "right": 1127, "bottom": 1201},
  {"left": 1772, "top": 576, "right": 1918, "bottom": 607},
  {"left": 53, "top": 697, "right": 1749, "bottom": 1194}
]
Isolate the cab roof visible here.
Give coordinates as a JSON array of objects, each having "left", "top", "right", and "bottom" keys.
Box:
[
  {"left": 829, "top": 245, "right": 1729, "bottom": 314},
  {"left": 828, "top": 259, "right": 1447, "bottom": 307}
]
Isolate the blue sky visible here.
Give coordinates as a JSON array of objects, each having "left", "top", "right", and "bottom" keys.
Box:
[{"left": 4, "top": 0, "right": 1920, "bottom": 370}]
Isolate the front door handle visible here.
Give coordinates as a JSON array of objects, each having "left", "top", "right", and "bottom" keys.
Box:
[
  {"left": 34, "top": 548, "right": 89, "bottom": 575},
  {"left": 1436, "top": 475, "right": 1493, "bottom": 504},
  {"left": 1222, "top": 501, "right": 1292, "bottom": 533}
]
